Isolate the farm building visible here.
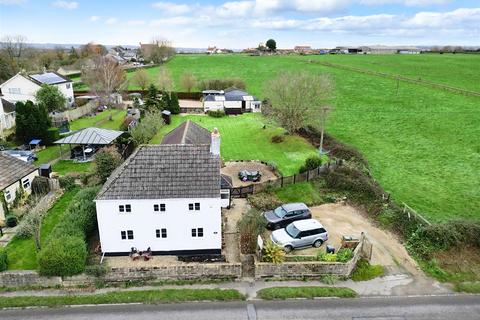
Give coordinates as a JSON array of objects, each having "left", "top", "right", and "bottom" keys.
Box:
[
  {"left": 95, "top": 122, "right": 230, "bottom": 255},
  {"left": 0, "top": 153, "right": 38, "bottom": 224},
  {"left": 203, "top": 88, "right": 261, "bottom": 114},
  {"left": 0, "top": 71, "right": 74, "bottom": 107}
]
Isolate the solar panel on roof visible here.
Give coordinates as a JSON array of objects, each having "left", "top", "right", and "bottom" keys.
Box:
[{"left": 30, "top": 72, "right": 66, "bottom": 85}]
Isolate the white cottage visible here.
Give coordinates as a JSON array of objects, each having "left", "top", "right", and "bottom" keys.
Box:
[
  {"left": 0, "top": 153, "right": 38, "bottom": 224},
  {"left": 0, "top": 98, "right": 16, "bottom": 134},
  {"left": 203, "top": 88, "right": 261, "bottom": 114},
  {"left": 0, "top": 71, "right": 74, "bottom": 108},
  {"left": 95, "top": 122, "right": 230, "bottom": 255}
]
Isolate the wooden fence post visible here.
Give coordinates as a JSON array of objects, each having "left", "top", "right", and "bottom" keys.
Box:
[
  {"left": 306, "top": 170, "right": 309, "bottom": 182},
  {"left": 293, "top": 174, "right": 296, "bottom": 184},
  {"left": 281, "top": 176, "right": 284, "bottom": 188}
]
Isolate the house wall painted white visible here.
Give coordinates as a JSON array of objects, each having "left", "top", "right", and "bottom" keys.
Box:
[
  {"left": 0, "top": 100, "right": 15, "bottom": 132},
  {"left": 1, "top": 169, "right": 38, "bottom": 223},
  {"left": 203, "top": 99, "right": 261, "bottom": 113},
  {"left": 95, "top": 197, "right": 222, "bottom": 254},
  {"left": 0, "top": 73, "right": 74, "bottom": 107}
]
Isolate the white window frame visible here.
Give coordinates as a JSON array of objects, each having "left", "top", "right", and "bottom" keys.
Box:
[
  {"left": 189, "top": 203, "right": 201, "bottom": 211},
  {"left": 119, "top": 204, "right": 132, "bottom": 213},
  {"left": 4, "top": 190, "right": 12, "bottom": 201},
  {"left": 191, "top": 227, "right": 204, "bottom": 238},
  {"left": 156, "top": 228, "right": 167, "bottom": 238},
  {"left": 154, "top": 203, "right": 166, "bottom": 212},
  {"left": 121, "top": 230, "right": 134, "bottom": 240}
]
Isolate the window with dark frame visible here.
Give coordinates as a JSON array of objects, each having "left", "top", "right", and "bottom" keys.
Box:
[
  {"left": 127, "top": 230, "right": 134, "bottom": 239},
  {"left": 119, "top": 205, "right": 125, "bottom": 212},
  {"left": 160, "top": 204, "right": 166, "bottom": 211},
  {"left": 125, "top": 204, "right": 131, "bottom": 212},
  {"left": 191, "top": 228, "right": 204, "bottom": 238},
  {"left": 121, "top": 231, "right": 126, "bottom": 239},
  {"left": 189, "top": 203, "right": 194, "bottom": 210},
  {"left": 156, "top": 228, "right": 167, "bottom": 238},
  {"left": 154, "top": 204, "right": 159, "bottom": 212},
  {"left": 194, "top": 203, "right": 200, "bottom": 210}
]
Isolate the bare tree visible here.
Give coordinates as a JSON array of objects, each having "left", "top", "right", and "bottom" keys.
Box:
[
  {"left": 180, "top": 72, "right": 197, "bottom": 92},
  {"left": 143, "top": 37, "right": 175, "bottom": 63},
  {"left": 157, "top": 67, "right": 173, "bottom": 92},
  {"left": 82, "top": 56, "right": 126, "bottom": 104},
  {"left": 133, "top": 69, "right": 150, "bottom": 91},
  {"left": 1, "top": 35, "right": 27, "bottom": 61},
  {"left": 264, "top": 71, "right": 333, "bottom": 134}
]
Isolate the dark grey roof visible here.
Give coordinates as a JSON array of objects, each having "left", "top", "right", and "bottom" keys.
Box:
[
  {"left": 162, "top": 120, "right": 211, "bottom": 145},
  {"left": 225, "top": 89, "right": 257, "bottom": 101},
  {"left": 220, "top": 174, "right": 233, "bottom": 189},
  {"left": 55, "top": 127, "right": 123, "bottom": 145},
  {"left": 0, "top": 153, "right": 37, "bottom": 190},
  {"left": 1, "top": 98, "right": 15, "bottom": 113},
  {"left": 96, "top": 144, "right": 220, "bottom": 200}
]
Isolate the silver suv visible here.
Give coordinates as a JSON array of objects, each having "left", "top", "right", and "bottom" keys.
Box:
[{"left": 271, "top": 219, "right": 328, "bottom": 253}]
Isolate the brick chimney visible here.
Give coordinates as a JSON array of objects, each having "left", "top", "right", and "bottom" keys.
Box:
[{"left": 210, "top": 128, "right": 220, "bottom": 156}]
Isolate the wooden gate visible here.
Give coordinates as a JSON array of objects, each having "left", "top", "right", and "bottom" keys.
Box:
[
  {"left": 230, "top": 185, "right": 254, "bottom": 198},
  {"left": 361, "top": 235, "right": 373, "bottom": 260}
]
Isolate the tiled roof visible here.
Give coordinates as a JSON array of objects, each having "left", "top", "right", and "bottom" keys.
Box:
[
  {"left": 161, "top": 120, "right": 211, "bottom": 145},
  {"left": 96, "top": 144, "right": 220, "bottom": 200},
  {"left": 0, "top": 153, "right": 37, "bottom": 190}
]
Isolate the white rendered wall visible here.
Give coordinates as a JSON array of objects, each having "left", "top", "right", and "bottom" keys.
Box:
[
  {"left": 1, "top": 75, "right": 39, "bottom": 103},
  {"left": 95, "top": 197, "right": 222, "bottom": 253},
  {"left": 203, "top": 100, "right": 224, "bottom": 111}
]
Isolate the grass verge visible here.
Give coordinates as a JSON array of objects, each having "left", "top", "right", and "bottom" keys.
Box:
[
  {"left": 455, "top": 282, "right": 480, "bottom": 294},
  {"left": 351, "top": 259, "right": 385, "bottom": 282},
  {"left": 257, "top": 286, "right": 357, "bottom": 300},
  {"left": 0, "top": 289, "right": 245, "bottom": 308}
]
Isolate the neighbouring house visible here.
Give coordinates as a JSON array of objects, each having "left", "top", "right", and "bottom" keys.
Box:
[
  {"left": 0, "top": 71, "right": 74, "bottom": 108},
  {"left": 0, "top": 153, "right": 38, "bottom": 223},
  {"left": 0, "top": 97, "right": 15, "bottom": 135},
  {"left": 95, "top": 121, "right": 229, "bottom": 255},
  {"left": 294, "top": 45, "right": 313, "bottom": 54},
  {"left": 203, "top": 88, "right": 261, "bottom": 114}
]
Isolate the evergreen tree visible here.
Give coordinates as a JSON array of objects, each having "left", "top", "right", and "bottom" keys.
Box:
[
  {"left": 161, "top": 91, "right": 171, "bottom": 111},
  {"left": 144, "top": 84, "right": 160, "bottom": 112},
  {"left": 169, "top": 92, "right": 180, "bottom": 114},
  {"left": 15, "top": 101, "right": 51, "bottom": 144}
]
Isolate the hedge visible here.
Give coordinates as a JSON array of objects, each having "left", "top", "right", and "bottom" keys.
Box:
[
  {"left": 38, "top": 186, "right": 100, "bottom": 276},
  {"left": 37, "top": 236, "right": 87, "bottom": 276},
  {"left": 0, "top": 248, "right": 7, "bottom": 271}
]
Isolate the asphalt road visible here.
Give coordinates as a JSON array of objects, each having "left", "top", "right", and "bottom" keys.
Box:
[{"left": 0, "top": 295, "right": 479, "bottom": 320}]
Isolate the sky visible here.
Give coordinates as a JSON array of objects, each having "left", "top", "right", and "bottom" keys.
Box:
[{"left": 0, "top": 0, "right": 479, "bottom": 48}]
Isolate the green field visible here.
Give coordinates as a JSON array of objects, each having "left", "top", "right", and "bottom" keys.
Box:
[
  {"left": 161, "top": 54, "right": 479, "bottom": 221},
  {"left": 152, "top": 114, "right": 317, "bottom": 176}
]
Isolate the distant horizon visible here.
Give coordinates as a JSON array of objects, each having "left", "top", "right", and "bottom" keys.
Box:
[{"left": 0, "top": 1, "right": 478, "bottom": 48}]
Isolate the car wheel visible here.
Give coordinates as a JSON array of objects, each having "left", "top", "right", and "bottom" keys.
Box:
[
  {"left": 284, "top": 245, "right": 293, "bottom": 253},
  {"left": 313, "top": 240, "right": 323, "bottom": 248}
]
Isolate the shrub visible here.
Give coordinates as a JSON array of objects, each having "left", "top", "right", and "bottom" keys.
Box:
[
  {"left": 37, "top": 235, "right": 87, "bottom": 276},
  {"left": 49, "top": 186, "right": 100, "bottom": 241},
  {"left": 0, "top": 248, "right": 7, "bottom": 271},
  {"left": 237, "top": 209, "right": 267, "bottom": 254},
  {"left": 248, "top": 192, "right": 282, "bottom": 211},
  {"left": 317, "top": 252, "right": 337, "bottom": 262},
  {"left": 336, "top": 248, "right": 354, "bottom": 263},
  {"left": 94, "top": 146, "right": 122, "bottom": 184},
  {"left": 299, "top": 156, "right": 322, "bottom": 173},
  {"left": 207, "top": 110, "right": 226, "bottom": 118},
  {"left": 85, "top": 264, "right": 108, "bottom": 277},
  {"left": 5, "top": 214, "right": 17, "bottom": 227},
  {"left": 44, "top": 127, "right": 60, "bottom": 146},
  {"left": 31, "top": 176, "right": 50, "bottom": 196},
  {"left": 59, "top": 176, "right": 76, "bottom": 191},
  {"left": 351, "top": 259, "right": 385, "bottom": 281},
  {"left": 271, "top": 135, "right": 284, "bottom": 143},
  {"left": 262, "top": 241, "right": 285, "bottom": 263},
  {"left": 198, "top": 78, "right": 246, "bottom": 91}
]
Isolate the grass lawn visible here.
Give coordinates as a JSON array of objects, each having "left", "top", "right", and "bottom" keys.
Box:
[
  {"left": 455, "top": 282, "right": 480, "bottom": 293},
  {"left": 0, "top": 288, "right": 244, "bottom": 308},
  {"left": 51, "top": 160, "right": 92, "bottom": 176},
  {"left": 5, "top": 189, "right": 79, "bottom": 270},
  {"left": 151, "top": 114, "right": 318, "bottom": 176},
  {"left": 257, "top": 286, "right": 357, "bottom": 300},
  {"left": 275, "top": 182, "right": 324, "bottom": 206},
  {"left": 160, "top": 54, "right": 480, "bottom": 222},
  {"left": 34, "top": 109, "right": 125, "bottom": 165}
]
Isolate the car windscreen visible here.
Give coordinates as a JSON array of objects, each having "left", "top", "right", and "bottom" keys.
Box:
[
  {"left": 274, "top": 206, "right": 287, "bottom": 218},
  {"left": 286, "top": 224, "right": 301, "bottom": 238}
]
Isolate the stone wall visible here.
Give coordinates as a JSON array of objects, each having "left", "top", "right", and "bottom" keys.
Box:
[
  {"left": 0, "top": 263, "right": 242, "bottom": 288},
  {"left": 255, "top": 235, "right": 366, "bottom": 279}
]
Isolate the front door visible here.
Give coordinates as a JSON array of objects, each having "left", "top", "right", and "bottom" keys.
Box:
[{"left": 241, "top": 101, "right": 246, "bottom": 112}]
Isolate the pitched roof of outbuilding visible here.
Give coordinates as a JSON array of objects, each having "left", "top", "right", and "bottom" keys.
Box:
[
  {"left": 0, "top": 153, "right": 37, "bottom": 190},
  {"left": 55, "top": 127, "right": 123, "bottom": 145},
  {"left": 96, "top": 144, "right": 220, "bottom": 200},
  {"left": 161, "top": 120, "right": 211, "bottom": 145}
]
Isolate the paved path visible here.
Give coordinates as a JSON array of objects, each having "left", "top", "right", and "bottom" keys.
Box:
[{"left": 1, "top": 295, "right": 479, "bottom": 319}]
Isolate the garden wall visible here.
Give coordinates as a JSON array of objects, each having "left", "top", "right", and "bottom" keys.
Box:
[
  {"left": 254, "top": 235, "right": 367, "bottom": 279},
  {"left": 0, "top": 263, "right": 242, "bottom": 288},
  {"left": 51, "top": 100, "right": 97, "bottom": 123}
]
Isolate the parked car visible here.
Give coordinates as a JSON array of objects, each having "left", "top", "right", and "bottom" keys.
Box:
[
  {"left": 263, "top": 203, "right": 311, "bottom": 230},
  {"left": 1, "top": 149, "right": 37, "bottom": 163},
  {"left": 271, "top": 219, "right": 328, "bottom": 253}
]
